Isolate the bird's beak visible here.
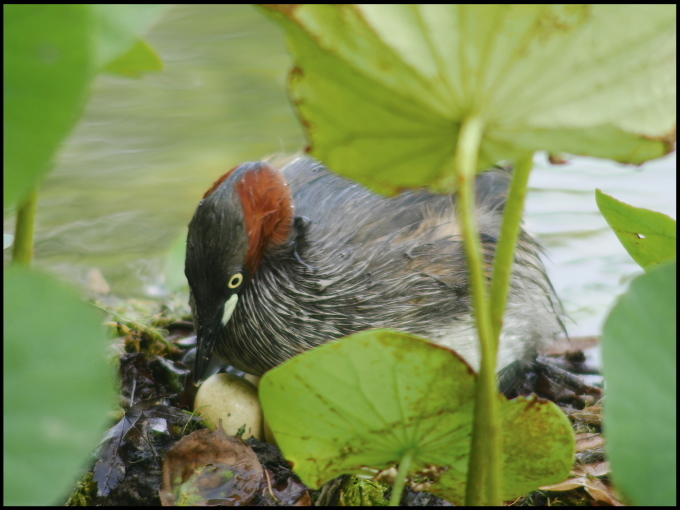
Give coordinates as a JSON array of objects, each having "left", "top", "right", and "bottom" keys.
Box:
[{"left": 194, "top": 294, "right": 239, "bottom": 384}]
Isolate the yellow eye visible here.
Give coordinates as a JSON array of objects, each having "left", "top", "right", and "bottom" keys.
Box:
[{"left": 228, "top": 272, "right": 243, "bottom": 289}]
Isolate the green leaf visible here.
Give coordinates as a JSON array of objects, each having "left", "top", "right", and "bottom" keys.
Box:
[
  {"left": 431, "top": 395, "right": 574, "bottom": 504},
  {"left": 4, "top": 267, "right": 115, "bottom": 505},
  {"left": 3, "top": 4, "right": 168, "bottom": 208},
  {"left": 259, "top": 329, "right": 573, "bottom": 504},
  {"left": 89, "top": 5, "right": 169, "bottom": 70},
  {"left": 601, "top": 260, "right": 676, "bottom": 506},
  {"left": 595, "top": 189, "right": 676, "bottom": 270},
  {"left": 4, "top": 4, "right": 93, "bottom": 208},
  {"left": 261, "top": 5, "right": 676, "bottom": 195},
  {"left": 103, "top": 38, "right": 163, "bottom": 78}
]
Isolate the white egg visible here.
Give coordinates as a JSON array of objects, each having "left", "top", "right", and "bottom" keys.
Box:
[{"left": 194, "top": 373, "right": 263, "bottom": 440}]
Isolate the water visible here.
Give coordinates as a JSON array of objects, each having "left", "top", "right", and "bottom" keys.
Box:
[
  {"left": 4, "top": 5, "right": 676, "bottom": 338},
  {"left": 527, "top": 152, "right": 675, "bottom": 336}
]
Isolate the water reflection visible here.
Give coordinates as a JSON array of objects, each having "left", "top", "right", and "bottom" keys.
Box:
[{"left": 528, "top": 152, "right": 675, "bottom": 336}]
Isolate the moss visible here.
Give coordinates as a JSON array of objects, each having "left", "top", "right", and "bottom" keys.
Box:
[{"left": 339, "top": 476, "right": 389, "bottom": 506}]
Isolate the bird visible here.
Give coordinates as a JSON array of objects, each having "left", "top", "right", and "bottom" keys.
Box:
[{"left": 185, "top": 156, "right": 564, "bottom": 388}]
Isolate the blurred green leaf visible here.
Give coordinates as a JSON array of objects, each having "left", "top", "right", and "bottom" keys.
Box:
[
  {"left": 601, "top": 260, "right": 676, "bottom": 506},
  {"left": 260, "top": 329, "right": 573, "bottom": 504},
  {"left": 4, "top": 267, "right": 115, "bottom": 505},
  {"left": 4, "top": 4, "right": 168, "bottom": 208},
  {"left": 103, "top": 38, "right": 163, "bottom": 78},
  {"left": 89, "top": 5, "right": 168, "bottom": 70},
  {"left": 595, "top": 189, "right": 676, "bottom": 270},
  {"left": 4, "top": 4, "right": 93, "bottom": 208},
  {"left": 261, "top": 5, "right": 675, "bottom": 195}
]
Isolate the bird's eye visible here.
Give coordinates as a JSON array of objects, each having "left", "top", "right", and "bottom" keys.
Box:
[{"left": 228, "top": 272, "right": 243, "bottom": 289}]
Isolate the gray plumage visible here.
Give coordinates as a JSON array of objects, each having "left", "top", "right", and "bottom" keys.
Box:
[{"left": 187, "top": 156, "right": 564, "bottom": 378}]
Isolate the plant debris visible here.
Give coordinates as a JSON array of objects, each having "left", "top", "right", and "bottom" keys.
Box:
[
  {"left": 66, "top": 300, "right": 613, "bottom": 506},
  {"left": 160, "top": 426, "right": 263, "bottom": 506}
]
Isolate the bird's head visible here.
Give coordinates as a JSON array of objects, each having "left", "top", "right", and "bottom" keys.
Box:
[{"left": 185, "top": 161, "right": 293, "bottom": 382}]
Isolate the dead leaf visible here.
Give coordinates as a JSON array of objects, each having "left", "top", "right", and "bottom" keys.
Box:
[
  {"left": 572, "top": 461, "right": 609, "bottom": 478},
  {"left": 160, "top": 426, "right": 263, "bottom": 506},
  {"left": 93, "top": 398, "right": 181, "bottom": 496},
  {"left": 575, "top": 432, "right": 605, "bottom": 453}
]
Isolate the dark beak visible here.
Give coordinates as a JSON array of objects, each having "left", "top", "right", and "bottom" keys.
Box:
[{"left": 194, "top": 312, "right": 223, "bottom": 384}]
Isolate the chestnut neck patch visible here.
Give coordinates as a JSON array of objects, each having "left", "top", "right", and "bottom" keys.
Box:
[{"left": 233, "top": 164, "right": 293, "bottom": 275}]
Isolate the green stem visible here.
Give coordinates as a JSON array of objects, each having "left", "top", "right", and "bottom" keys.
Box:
[
  {"left": 489, "top": 153, "right": 534, "bottom": 341},
  {"left": 389, "top": 448, "right": 414, "bottom": 506},
  {"left": 455, "top": 115, "right": 501, "bottom": 506},
  {"left": 12, "top": 189, "right": 38, "bottom": 265}
]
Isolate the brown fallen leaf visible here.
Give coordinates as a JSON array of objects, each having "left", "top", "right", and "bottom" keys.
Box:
[
  {"left": 581, "top": 477, "right": 625, "bottom": 506},
  {"left": 575, "top": 432, "right": 605, "bottom": 453},
  {"left": 159, "top": 425, "right": 263, "bottom": 506},
  {"left": 572, "top": 460, "right": 609, "bottom": 478},
  {"left": 541, "top": 443, "right": 623, "bottom": 507},
  {"left": 261, "top": 467, "right": 312, "bottom": 506}
]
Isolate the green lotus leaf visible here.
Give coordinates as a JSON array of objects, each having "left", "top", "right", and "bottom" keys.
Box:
[
  {"left": 602, "top": 260, "right": 676, "bottom": 506},
  {"left": 259, "top": 329, "right": 573, "bottom": 504},
  {"left": 261, "top": 5, "right": 676, "bottom": 195},
  {"left": 428, "top": 395, "right": 574, "bottom": 503},
  {"left": 595, "top": 189, "right": 676, "bottom": 270}
]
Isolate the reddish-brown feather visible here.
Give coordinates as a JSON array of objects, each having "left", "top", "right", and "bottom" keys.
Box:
[{"left": 234, "top": 164, "right": 293, "bottom": 275}]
